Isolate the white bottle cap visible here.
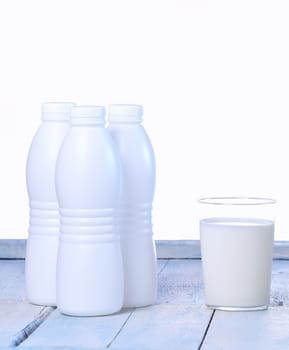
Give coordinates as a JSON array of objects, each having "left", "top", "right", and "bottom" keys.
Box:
[
  {"left": 42, "top": 102, "right": 76, "bottom": 121},
  {"left": 108, "top": 104, "right": 143, "bottom": 123},
  {"left": 71, "top": 105, "right": 105, "bottom": 125}
]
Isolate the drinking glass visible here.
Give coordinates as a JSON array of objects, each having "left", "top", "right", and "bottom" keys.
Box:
[{"left": 199, "top": 197, "right": 276, "bottom": 311}]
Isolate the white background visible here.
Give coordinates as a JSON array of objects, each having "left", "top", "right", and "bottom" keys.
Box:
[{"left": 0, "top": 0, "right": 288, "bottom": 239}]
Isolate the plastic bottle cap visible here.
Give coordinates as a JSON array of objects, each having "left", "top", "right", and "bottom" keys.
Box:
[
  {"left": 108, "top": 104, "right": 143, "bottom": 123},
  {"left": 71, "top": 106, "right": 106, "bottom": 125},
  {"left": 42, "top": 102, "right": 76, "bottom": 121}
]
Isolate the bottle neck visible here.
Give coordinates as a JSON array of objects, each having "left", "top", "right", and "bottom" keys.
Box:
[
  {"left": 109, "top": 119, "right": 142, "bottom": 125},
  {"left": 71, "top": 118, "right": 105, "bottom": 126},
  {"left": 42, "top": 114, "right": 70, "bottom": 122},
  {"left": 41, "top": 102, "right": 75, "bottom": 121},
  {"left": 70, "top": 106, "right": 105, "bottom": 126},
  {"left": 108, "top": 104, "right": 143, "bottom": 124}
]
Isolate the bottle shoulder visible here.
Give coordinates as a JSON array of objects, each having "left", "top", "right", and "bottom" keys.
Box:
[
  {"left": 28, "top": 122, "right": 69, "bottom": 152},
  {"left": 56, "top": 126, "right": 121, "bottom": 172},
  {"left": 26, "top": 122, "right": 70, "bottom": 200},
  {"left": 59, "top": 126, "right": 117, "bottom": 156},
  {"left": 108, "top": 124, "right": 154, "bottom": 149},
  {"left": 108, "top": 123, "right": 156, "bottom": 181}
]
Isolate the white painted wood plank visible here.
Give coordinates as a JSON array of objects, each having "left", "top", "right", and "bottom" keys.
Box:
[
  {"left": 202, "top": 308, "right": 289, "bottom": 350},
  {"left": 0, "top": 239, "right": 26, "bottom": 258},
  {"left": 0, "top": 261, "right": 49, "bottom": 346},
  {"left": 20, "top": 260, "right": 166, "bottom": 348},
  {"left": 271, "top": 260, "right": 289, "bottom": 306},
  {"left": 157, "top": 260, "right": 289, "bottom": 306},
  {"left": 156, "top": 240, "right": 201, "bottom": 259},
  {"left": 0, "top": 260, "right": 166, "bottom": 301},
  {"left": 157, "top": 259, "right": 168, "bottom": 274},
  {"left": 157, "top": 259, "right": 204, "bottom": 305},
  {"left": 1, "top": 348, "right": 105, "bottom": 350},
  {"left": 2, "top": 259, "right": 289, "bottom": 349},
  {"left": 2, "top": 239, "right": 289, "bottom": 259},
  {"left": 20, "top": 308, "right": 132, "bottom": 348},
  {"left": 110, "top": 304, "right": 212, "bottom": 350},
  {"left": 0, "top": 260, "right": 26, "bottom": 301},
  {"left": 0, "top": 302, "right": 46, "bottom": 347},
  {"left": 10, "top": 306, "right": 55, "bottom": 346}
]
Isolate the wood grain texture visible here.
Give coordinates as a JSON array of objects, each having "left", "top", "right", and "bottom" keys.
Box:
[
  {"left": 1, "top": 348, "right": 106, "bottom": 350},
  {"left": 2, "top": 258, "right": 289, "bottom": 349},
  {"left": 2, "top": 239, "right": 289, "bottom": 259},
  {"left": 0, "top": 239, "right": 26, "bottom": 259},
  {"left": 157, "top": 259, "right": 168, "bottom": 274},
  {"left": 0, "top": 259, "right": 166, "bottom": 302},
  {"left": 202, "top": 308, "right": 289, "bottom": 350},
  {"left": 156, "top": 240, "right": 201, "bottom": 259},
  {"left": 271, "top": 260, "right": 289, "bottom": 306},
  {"left": 201, "top": 260, "right": 289, "bottom": 349},
  {"left": 0, "top": 260, "right": 26, "bottom": 301},
  {"left": 110, "top": 304, "right": 212, "bottom": 350},
  {"left": 157, "top": 259, "right": 205, "bottom": 305},
  {"left": 109, "top": 259, "right": 210, "bottom": 349},
  {"left": 0, "top": 261, "right": 50, "bottom": 347},
  {"left": 0, "top": 302, "right": 45, "bottom": 347},
  {"left": 20, "top": 260, "right": 168, "bottom": 348},
  {"left": 20, "top": 308, "right": 132, "bottom": 348}
]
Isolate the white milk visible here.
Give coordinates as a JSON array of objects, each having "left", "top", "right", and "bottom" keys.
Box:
[{"left": 200, "top": 217, "right": 274, "bottom": 310}]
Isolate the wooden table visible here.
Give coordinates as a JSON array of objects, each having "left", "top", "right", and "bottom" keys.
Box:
[{"left": 1, "top": 256, "right": 289, "bottom": 349}]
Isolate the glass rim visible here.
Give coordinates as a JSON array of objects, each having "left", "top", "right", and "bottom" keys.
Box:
[{"left": 198, "top": 196, "right": 276, "bottom": 206}]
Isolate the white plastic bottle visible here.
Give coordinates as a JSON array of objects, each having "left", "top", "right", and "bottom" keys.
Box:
[
  {"left": 55, "top": 105, "right": 123, "bottom": 316},
  {"left": 26, "top": 102, "right": 75, "bottom": 306},
  {"left": 108, "top": 104, "right": 157, "bottom": 308}
]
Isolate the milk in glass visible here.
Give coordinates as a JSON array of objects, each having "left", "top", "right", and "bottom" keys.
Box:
[{"left": 200, "top": 217, "right": 274, "bottom": 310}]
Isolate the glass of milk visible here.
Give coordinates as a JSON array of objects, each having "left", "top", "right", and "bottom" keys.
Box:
[{"left": 199, "top": 197, "right": 276, "bottom": 311}]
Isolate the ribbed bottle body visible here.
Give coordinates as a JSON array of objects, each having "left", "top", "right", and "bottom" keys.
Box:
[
  {"left": 26, "top": 120, "right": 70, "bottom": 306},
  {"left": 108, "top": 119, "right": 157, "bottom": 308},
  {"left": 55, "top": 116, "right": 123, "bottom": 316}
]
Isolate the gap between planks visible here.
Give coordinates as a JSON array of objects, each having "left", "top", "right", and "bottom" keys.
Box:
[
  {"left": 197, "top": 309, "right": 215, "bottom": 350},
  {"left": 106, "top": 259, "right": 170, "bottom": 348},
  {"left": 13, "top": 260, "right": 170, "bottom": 348},
  {"left": 9, "top": 307, "right": 55, "bottom": 347}
]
